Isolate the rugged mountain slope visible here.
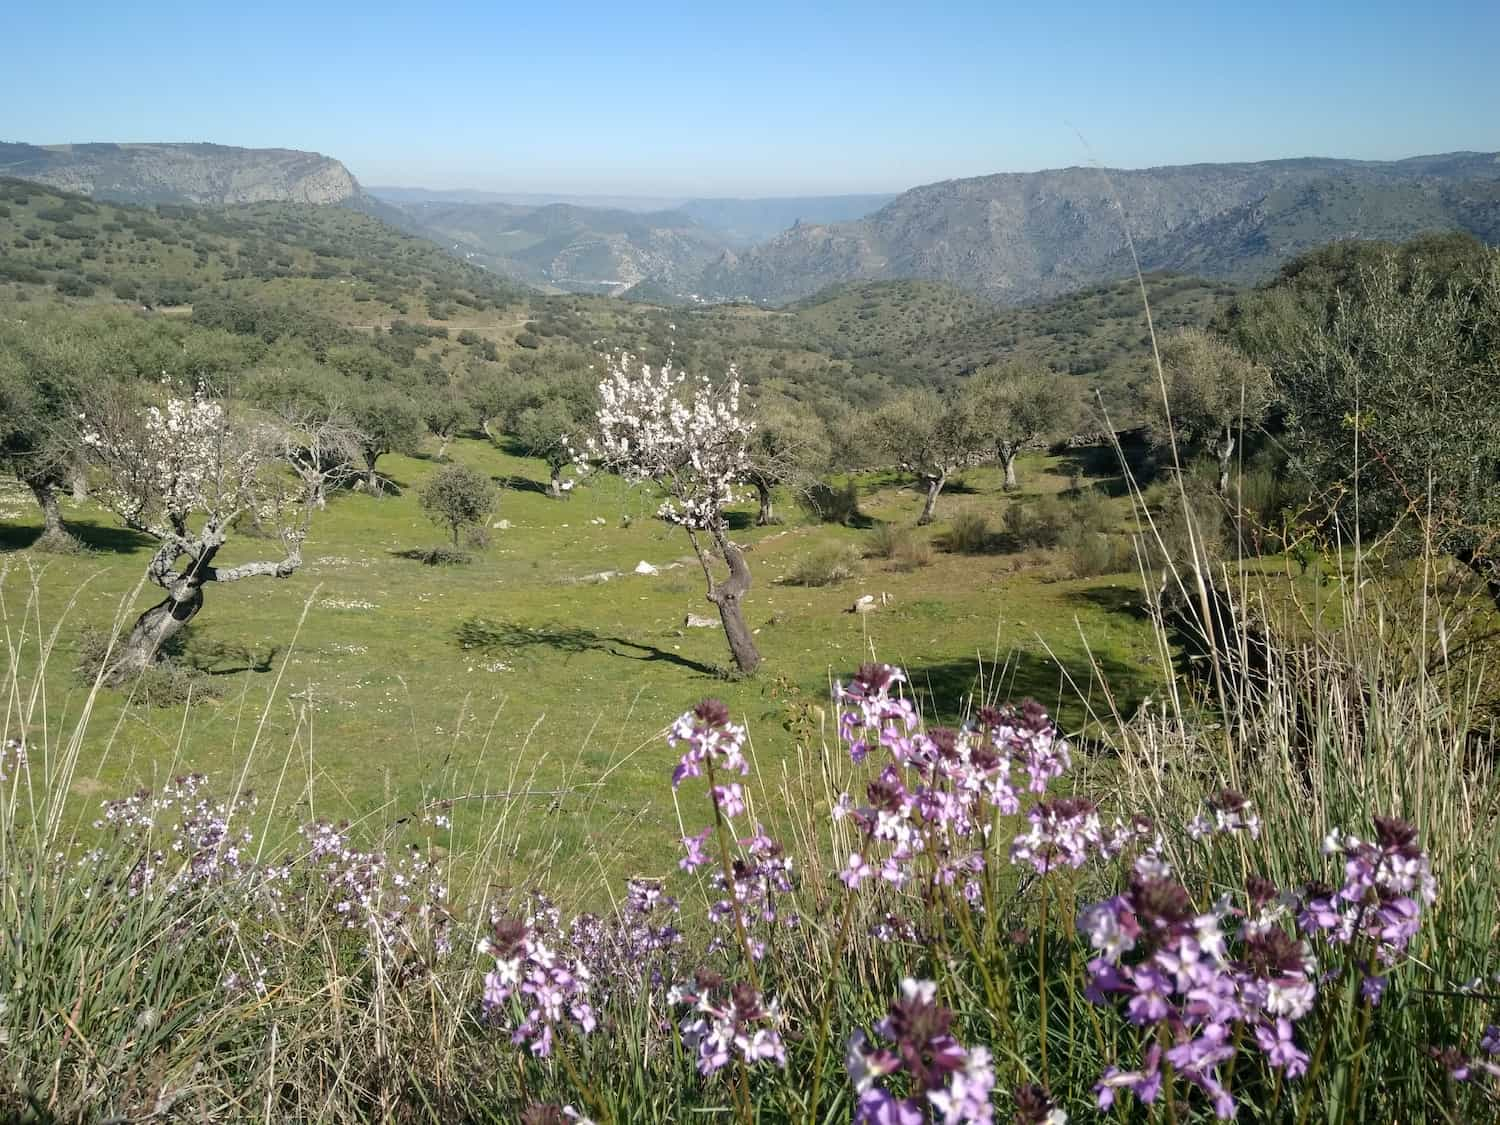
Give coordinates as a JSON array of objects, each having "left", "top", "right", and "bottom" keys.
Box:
[
  {"left": 694, "top": 153, "right": 1500, "bottom": 305},
  {"left": 784, "top": 273, "right": 1232, "bottom": 409},
  {"left": 0, "top": 177, "right": 526, "bottom": 314},
  {"left": 387, "top": 200, "right": 732, "bottom": 295},
  {"left": 0, "top": 142, "right": 362, "bottom": 205}
]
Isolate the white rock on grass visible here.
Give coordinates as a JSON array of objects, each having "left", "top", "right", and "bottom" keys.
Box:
[{"left": 634, "top": 560, "right": 660, "bottom": 575}]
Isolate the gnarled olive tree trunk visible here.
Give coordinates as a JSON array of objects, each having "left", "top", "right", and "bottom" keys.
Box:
[
  {"left": 917, "top": 471, "right": 946, "bottom": 526},
  {"left": 999, "top": 442, "right": 1021, "bottom": 491},
  {"left": 752, "top": 476, "right": 775, "bottom": 526},
  {"left": 1214, "top": 426, "right": 1236, "bottom": 496},
  {"left": 689, "top": 523, "right": 761, "bottom": 675},
  {"left": 108, "top": 528, "right": 301, "bottom": 683},
  {"left": 27, "top": 478, "right": 67, "bottom": 541}
]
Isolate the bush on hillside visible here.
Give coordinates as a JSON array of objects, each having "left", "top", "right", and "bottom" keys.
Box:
[
  {"left": 1003, "top": 495, "right": 1069, "bottom": 548},
  {"left": 782, "top": 542, "right": 861, "bottom": 586},
  {"left": 944, "top": 510, "right": 991, "bottom": 553},
  {"left": 798, "top": 480, "right": 862, "bottom": 526}
]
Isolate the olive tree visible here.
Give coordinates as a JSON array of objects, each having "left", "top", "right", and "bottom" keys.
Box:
[
  {"left": 424, "top": 392, "right": 472, "bottom": 462},
  {"left": 743, "top": 397, "right": 831, "bottom": 525},
  {"left": 1261, "top": 248, "right": 1500, "bottom": 608},
  {"left": 0, "top": 336, "right": 79, "bottom": 546},
  {"left": 419, "top": 463, "right": 496, "bottom": 547},
  {"left": 866, "top": 390, "right": 980, "bottom": 525},
  {"left": 965, "top": 362, "right": 1079, "bottom": 490},
  {"left": 1155, "top": 328, "right": 1275, "bottom": 495},
  {"left": 512, "top": 377, "right": 598, "bottom": 497},
  {"left": 587, "top": 357, "right": 761, "bottom": 674},
  {"left": 350, "top": 390, "right": 424, "bottom": 493},
  {"left": 81, "top": 387, "right": 313, "bottom": 681}
]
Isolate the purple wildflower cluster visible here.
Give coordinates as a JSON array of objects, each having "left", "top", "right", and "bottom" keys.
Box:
[
  {"left": 84, "top": 778, "right": 454, "bottom": 990},
  {"left": 670, "top": 697, "right": 749, "bottom": 791},
  {"left": 93, "top": 773, "right": 258, "bottom": 896},
  {"left": 1081, "top": 811, "right": 1438, "bottom": 1119},
  {"left": 671, "top": 970, "right": 788, "bottom": 1075},
  {"left": 664, "top": 697, "right": 791, "bottom": 1075},
  {"left": 1302, "top": 815, "right": 1438, "bottom": 996},
  {"left": 672, "top": 699, "right": 801, "bottom": 951},
  {"left": 831, "top": 663, "right": 1123, "bottom": 900},
  {"left": 477, "top": 883, "right": 684, "bottom": 1057},
  {"left": 479, "top": 902, "right": 597, "bottom": 1058},
  {"left": 1082, "top": 869, "right": 1312, "bottom": 1116},
  {"left": 519, "top": 1104, "right": 595, "bottom": 1125},
  {"left": 300, "top": 818, "right": 452, "bottom": 962},
  {"left": 1187, "top": 789, "right": 1262, "bottom": 841},
  {"left": 846, "top": 978, "right": 1003, "bottom": 1124},
  {"left": 1433, "top": 1024, "right": 1500, "bottom": 1084}
]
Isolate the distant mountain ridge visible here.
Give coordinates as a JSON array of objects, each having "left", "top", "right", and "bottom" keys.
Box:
[
  {"left": 0, "top": 142, "right": 362, "bottom": 205},
  {"left": 692, "top": 152, "right": 1500, "bottom": 305},
  {"left": 369, "top": 186, "right": 899, "bottom": 243},
  {"left": 383, "top": 199, "right": 730, "bottom": 295}
]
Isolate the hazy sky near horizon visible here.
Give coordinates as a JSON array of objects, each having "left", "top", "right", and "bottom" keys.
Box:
[{"left": 3, "top": 0, "right": 1496, "bottom": 197}]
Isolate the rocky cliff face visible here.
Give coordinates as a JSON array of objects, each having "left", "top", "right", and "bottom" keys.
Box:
[
  {"left": 0, "top": 142, "right": 362, "bottom": 205},
  {"left": 694, "top": 154, "right": 1500, "bottom": 305}
]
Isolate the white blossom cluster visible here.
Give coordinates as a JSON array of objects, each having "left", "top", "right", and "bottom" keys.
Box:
[
  {"left": 82, "top": 387, "right": 288, "bottom": 539},
  {"left": 583, "top": 355, "right": 753, "bottom": 530}
]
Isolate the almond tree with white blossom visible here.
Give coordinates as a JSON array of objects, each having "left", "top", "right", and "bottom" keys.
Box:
[
  {"left": 82, "top": 386, "right": 318, "bottom": 682},
  {"left": 586, "top": 356, "right": 762, "bottom": 674}
]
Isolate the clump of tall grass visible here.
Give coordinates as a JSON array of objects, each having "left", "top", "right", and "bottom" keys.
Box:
[
  {"left": 1003, "top": 494, "right": 1069, "bottom": 548},
  {"left": 944, "top": 510, "right": 991, "bottom": 554},
  {"left": 868, "top": 522, "right": 933, "bottom": 571},
  {"left": 783, "top": 542, "right": 862, "bottom": 586}
]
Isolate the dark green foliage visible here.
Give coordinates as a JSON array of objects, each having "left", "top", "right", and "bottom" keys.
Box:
[
  {"left": 0, "top": 177, "right": 529, "bottom": 315},
  {"left": 1234, "top": 236, "right": 1500, "bottom": 602},
  {"left": 419, "top": 463, "right": 496, "bottom": 546},
  {"left": 352, "top": 390, "right": 425, "bottom": 489},
  {"left": 798, "top": 480, "right": 862, "bottom": 525}
]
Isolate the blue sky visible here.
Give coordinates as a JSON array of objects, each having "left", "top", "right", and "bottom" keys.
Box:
[{"left": 2, "top": 0, "right": 1496, "bottom": 197}]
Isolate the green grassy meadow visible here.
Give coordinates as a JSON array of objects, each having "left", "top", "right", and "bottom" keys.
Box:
[{"left": 0, "top": 437, "right": 1160, "bottom": 894}]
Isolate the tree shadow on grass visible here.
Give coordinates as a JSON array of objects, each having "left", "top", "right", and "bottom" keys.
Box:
[
  {"left": 1069, "top": 583, "right": 1154, "bottom": 623},
  {"left": 902, "top": 645, "right": 1150, "bottom": 740},
  {"left": 456, "top": 616, "right": 720, "bottom": 677},
  {"left": 941, "top": 478, "right": 982, "bottom": 496},
  {"left": 494, "top": 473, "right": 552, "bottom": 496},
  {"left": 182, "top": 641, "right": 283, "bottom": 676},
  {"left": 0, "top": 519, "right": 154, "bottom": 554}
]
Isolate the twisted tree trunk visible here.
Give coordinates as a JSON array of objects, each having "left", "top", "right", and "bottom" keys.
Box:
[
  {"left": 753, "top": 477, "right": 774, "bottom": 526},
  {"left": 108, "top": 530, "right": 302, "bottom": 683},
  {"left": 27, "top": 479, "right": 66, "bottom": 539},
  {"left": 1214, "top": 426, "right": 1236, "bottom": 496},
  {"left": 692, "top": 524, "right": 761, "bottom": 675},
  {"left": 1000, "top": 442, "right": 1020, "bottom": 491},
  {"left": 917, "top": 471, "right": 946, "bottom": 526},
  {"left": 549, "top": 463, "right": 565, "bottom": 498}
]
